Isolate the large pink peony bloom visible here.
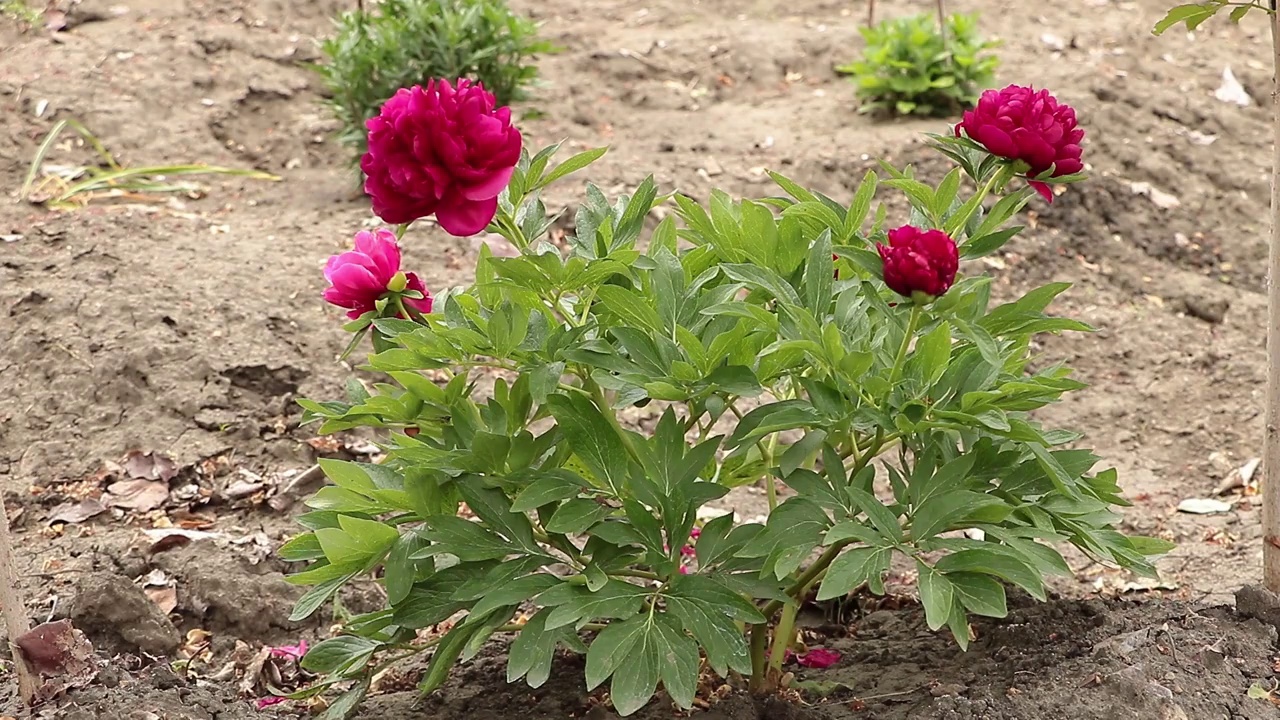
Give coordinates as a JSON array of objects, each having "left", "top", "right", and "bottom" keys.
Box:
[
  {"left": 955, "top": 85, "right": 1084, "bottom": 202},
  {"left": 876, "top": 225, "right": 959, "bottom": 299},
  {"left": 362, "top": 79, "right": 523, "bottom": 236},
  {"left": 323, "top": 228, "right": 433, "bottom": 319}
]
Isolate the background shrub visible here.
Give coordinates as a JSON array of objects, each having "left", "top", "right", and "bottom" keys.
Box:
[
  {"left": 317, "top": 0, "right": 555, "bottom": 156},
  {"left": 838, "top": 12, "right": 1000, "bottom": 118}
]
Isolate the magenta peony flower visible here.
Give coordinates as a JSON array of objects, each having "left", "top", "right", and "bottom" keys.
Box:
[
  {"left": 362, "top": 79, "right": 523, "bottom": 236},
  {"left": 876, "top": 225, "right": 959, "bottom": 299},
  {"left": 955, "top": 85, "right": 1084, "bottom": 202},
  {"left": 323, "top": 228, "right": 433, "bottom": 319}
]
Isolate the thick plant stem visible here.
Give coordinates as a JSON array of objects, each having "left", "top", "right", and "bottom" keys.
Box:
[
  {"left": 766, "top": 602, "right": 800, "bottom": 677},
  {"left": 748, "top": 623, "right": 770, "bottom": 692},
  {"left": 760, "top": 542, "right": 851, "bottom": 621},
  {"left": 1264, "top": 4, "right": 1280, "bottom": 592},
  {"left": 936, "top": 0, "right": 947, "bottom": 53},
  {"left": 0, "top": 499, "right": 36, "bottom": 706},
  {"left": 764, "top": 433, "right": 780, "bottom": 512},
  {"left": 866, "top": 0, "right": 875, "bottom": 27}
]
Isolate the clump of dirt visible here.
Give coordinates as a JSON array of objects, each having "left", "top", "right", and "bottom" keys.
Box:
[{"left": 63, "top": 572, "right": 181, "bottom": 656}]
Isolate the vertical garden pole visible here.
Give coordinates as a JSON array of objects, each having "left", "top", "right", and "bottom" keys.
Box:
[
  {"left": 1264, "top": 0, "right": 1280, "bottom": 593},
  {"left": 0, "top": 498, "right": 36, "bottom": 705}
]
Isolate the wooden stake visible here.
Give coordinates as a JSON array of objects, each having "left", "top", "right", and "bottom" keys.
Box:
[
  {"left": 1264, "top": 3, "right": 1280, "bottom": 592},
  {"left": 867, "top": 0, "right": 875, "bottom": 27},
  {"left": 0, "top": 499, "right": 37, "bottom": 705},
  {"left": 936, "top": 0, "right": 948, "bottom": 56}
]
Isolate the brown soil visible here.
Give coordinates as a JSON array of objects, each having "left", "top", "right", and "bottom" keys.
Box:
[{"left": 2, "top": 0, "right": 1279, "bottom": 718}]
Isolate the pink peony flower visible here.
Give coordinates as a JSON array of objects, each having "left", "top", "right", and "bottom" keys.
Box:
[
  {"left": 876, "top": 225, "right": 959, "bottom": 299},
  {"left": 955, "top": 85, "right": 1084, "bottom": 203},
  {"left": 362, "top": 79, "right": 523, "bottom": 236},
  {"left": 323, "top": 228, "right": 433, "bottom": 319},
  {"left": 268, "top": 639, "right": 308, "bottom": 661},
  {"left": 796, "top": 648, "right": 842, "bottom": 669}
]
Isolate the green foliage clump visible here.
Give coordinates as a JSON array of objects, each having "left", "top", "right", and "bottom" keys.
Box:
[
  {"left": 838, "top": 13, "right": 1000, "bottom": 118},
  {"left": 1, "top": 0, "right": 41, "bottom": 27},
  {"left": 317, "top": 0, "right": 555, "bottom": 155}
]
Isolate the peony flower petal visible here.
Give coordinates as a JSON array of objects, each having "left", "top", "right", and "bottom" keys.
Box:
[
  {"left": 435, "top": 194, "right": 499, "bottom": 237},
  {"left": 403, "top": 273, "right": 434, "bottom": 315},
  {"left": 1029, "top": 180, "right": 1054, "bottom": 203},
  {"left": 352, "top": 229, "right": 403, "bottom": 284},
  {"left": 973, "top": 124, "right": 1018, "bottom": 159},
  {"left": 458, "top": 166, "right": 517, "bottom": 202},
  {"left": 796, "top": 648, "right": 842, "bottom": 669}
]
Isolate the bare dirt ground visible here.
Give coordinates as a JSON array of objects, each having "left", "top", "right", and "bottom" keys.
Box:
[{"left": 3, "top": 0, "right": 1280, "bottom": 717}]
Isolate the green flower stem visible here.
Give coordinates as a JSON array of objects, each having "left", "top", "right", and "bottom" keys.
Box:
[
  {"left": 576, "top": 287, "right": 599, "bottom": 326},
  {"left": 766, "top": 601, "right": 799, "bottom": 676},
  {"left": 948, "top": 163, "right": 1007, "bottom": 234},
  {"left": 884, "top": 303, "right": 923, "bottom": 404},
  {"left": 495, "top": 210, "right": 530, "bottom": 252},
  {"left": 763, "top": 433, "right": 780, "bottom": 512},
  {"left": 391, "top": 295, "right": 424, "bottom": 324},
  {"left": 760, "top": 541, "right": 850, "bottom": 622},
  {"left": 748, "top": 623, "right": 770, "bottom": 692}
]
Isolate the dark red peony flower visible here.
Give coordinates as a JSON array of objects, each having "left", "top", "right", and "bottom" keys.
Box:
[
  {"left": 876, "top": 225, "right": 959, "bottom": 299},
  {"left": 955, "top": 85, "right": 1084, "bottom": 202},
  {"left": 323, "top": 228, "right": 433, "bottom": 319},
  {"left": 362, "top": 79, "right": 522, "bottom": 236}
]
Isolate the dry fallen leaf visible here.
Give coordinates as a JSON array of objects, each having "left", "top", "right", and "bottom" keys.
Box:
[
  {"left": 1215, "top": 66, "right": 1251, "bottom": 106},
  {"left": 1128, "top": 181, "right": 1180, "bottom": 210},
  {"left": 145, "top": 585, "right": 178, "bottom": 614},
  {"left": 142, "top": 527, "right": 225, "bottom": 553},
  {"left": 104, "top": 478, "right": 170, "bottom": 512},
  {"left": 47, "top": 498, "right": 107, "bottom": 525},
  {"left": 123, "top": 450, "right": 179, "bottom": 482},
  {"left": 15, "top": 619, "right": 97, "bottom": 702},
  {"left": 1177, "top": 497, "right": 1234, "bottom": 515}
]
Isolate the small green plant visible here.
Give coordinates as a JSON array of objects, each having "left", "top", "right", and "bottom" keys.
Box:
[
  {"left": 838, "top": 13, "right": 1000, "bottom": 118},
  {"left": 317, "top": 0, "right": 555, "bottom": 156},
  {"left": 1, "top": 0, "right": 41, "bottom": 26},
  {"left": 20, "top": 119, "right": 277, "bottom": 209}
]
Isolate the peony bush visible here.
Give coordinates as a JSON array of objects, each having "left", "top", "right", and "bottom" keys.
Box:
[{"left": 282, "top": 80, "right": 1172, "bottom": 716}]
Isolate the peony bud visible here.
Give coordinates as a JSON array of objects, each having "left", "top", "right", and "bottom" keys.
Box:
[
  {"left": 876, "top": 225, "right": 958, "bottom": 300},
  {"left": 387, "top": 271, "right": 408, "bottom": 293}
]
